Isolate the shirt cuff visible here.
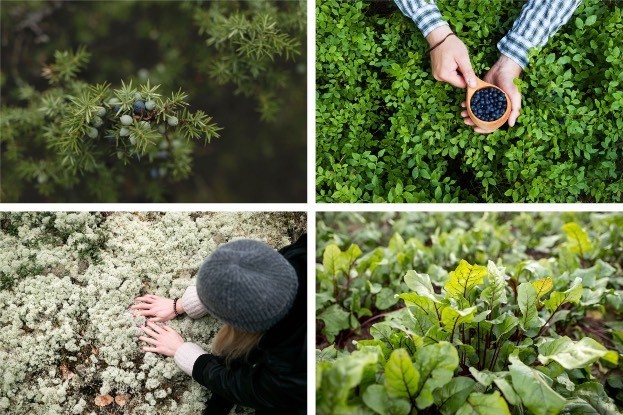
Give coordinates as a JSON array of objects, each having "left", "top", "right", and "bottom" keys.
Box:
[
  {"left": 174, "top": 342, "right": 207, "bottom": 376},
  {"left": 181, "top": 285, "right": 209, "bottom": 319},
  {"left": 497, "top": 30, "right": 531, "bottom": 69}
]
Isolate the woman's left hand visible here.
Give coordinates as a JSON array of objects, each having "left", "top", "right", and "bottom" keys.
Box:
[{"left": 138, "top": 321, "right": 185, "bottom": 357}]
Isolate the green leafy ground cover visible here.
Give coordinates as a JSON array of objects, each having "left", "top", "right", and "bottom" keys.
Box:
[
  {"left": 316, "top": 0, "right": 623, "bottom": 203},
  {"left": 316, "top": 213, "right": 623, "bottom": 414}
]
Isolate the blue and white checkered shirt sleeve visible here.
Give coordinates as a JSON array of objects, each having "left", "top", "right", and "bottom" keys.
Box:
[
  {"left": 394, "top": 0, "right": 448, "bottom": 37},
  {"left": 498, "top": 0, "right": 582, "bottom": 69}
]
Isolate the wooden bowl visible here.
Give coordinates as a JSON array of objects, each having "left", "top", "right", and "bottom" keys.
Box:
[{"left": 466, "top": 77, "right": 511, "bottom": 132}]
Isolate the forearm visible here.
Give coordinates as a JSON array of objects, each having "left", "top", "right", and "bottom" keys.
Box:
[
  {"left": 394, "top": 0, "right": 448, "bottom": 37},
  {"left": 181, "top": 285, "right": 209, "bottom": 319},
  {"left": 498, "top": 0, "right": 582, "bottom": 68}
]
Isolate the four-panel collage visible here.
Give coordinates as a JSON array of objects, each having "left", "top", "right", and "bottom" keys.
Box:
[{"left": 0, "top": 0, "right": 622, "bottom": 414}]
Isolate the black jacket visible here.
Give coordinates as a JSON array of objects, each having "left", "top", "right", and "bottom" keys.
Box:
[{"left": 193, "top": 234, "right": 307, "bottom": 415}]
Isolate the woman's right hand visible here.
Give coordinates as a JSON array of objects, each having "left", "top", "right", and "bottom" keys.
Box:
[
  {"left": 426, "top": 25, "right": 477, "bottom": 89},
  {"left": 130, "top": 294, "right": 184, "bottom": 322}
]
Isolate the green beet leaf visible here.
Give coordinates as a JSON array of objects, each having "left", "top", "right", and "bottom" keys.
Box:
[
  {"left": 560, "top": 382, "right": 622, "bottom": 415},
  {"left": 384, "top": 348, "right": 420, "bottom": 401},
  {"left": 404, "top": 270, "right": 438, "bottom": 302},
  {"left": 480, "top": 261, "right": 508, "bottom": 309},
  {"left": 544, "top": 277, "right": 583, "bottom": 313},
  {"left": 538, "top": 336, "right": 619, "bottom": 369},
  {"left": 413, "top": 341, "right": 459, "bottom": 409},
  {"left": 517, "top": 282, "right": 544, "bottom": 330},
  {"left": 456, "top": 391, "right": 511, "bottom": 415},
  {"left": 362, "top": 384, "right": 410, "bottom": 415},
  {"left": 509, "top": 354, "right": 566, "bottom": 415},
  {"left": 433, "top": 377, "right": 476, "bottom": 415},
  {"left": 562, "top": 222, "right": 594, "bottom": 257},
  {"left": 318, "top": 304, "right": 350, "bottom": 343},
  {"left": 317, "top": 350, "right": 379, "bottom": 415}
]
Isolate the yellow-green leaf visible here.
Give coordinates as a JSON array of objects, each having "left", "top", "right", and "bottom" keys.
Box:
[
  {"left": 444, "top": 260, "right": 486, "bottom": 299},
  {"left": 562, "top": 222, "right": 593, "bottom": 257},
  {"left": 532, "top": 277, "right": 553, "bottom": 300}
]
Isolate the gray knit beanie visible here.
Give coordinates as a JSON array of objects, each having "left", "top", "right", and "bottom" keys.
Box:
[{"left": 196, "top": 239, "right": 298, "bottom": 332}]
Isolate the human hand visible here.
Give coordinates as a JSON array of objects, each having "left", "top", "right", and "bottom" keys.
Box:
[
  {"left": 426, "top": 25, "right": 476, "bottom": 89},
  {"left": 138, "top": 321, "right": 185, "bottom": 357},
  {"left": 460, "top": 55, "right": 523, "bottom": 133},
  {"left": 130, "top": 294, "right": 184, "bottom": 322}
]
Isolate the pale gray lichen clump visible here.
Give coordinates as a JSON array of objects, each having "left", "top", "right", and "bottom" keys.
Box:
[{"left": 0, "top": 212, "right": 305, "bottom": 415}]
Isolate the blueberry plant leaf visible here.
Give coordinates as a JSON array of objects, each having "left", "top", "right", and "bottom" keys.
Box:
[
  {"left": 413, "top": 341, "right": 459, "bottom": 409},
  {"left": 455, "top": 391, "right": 511, "bottom": 415},
  {"left": 509, "top": 354, "right": 567, "bottom": 415},
  {"left": 562, "top": 223, "right": 594, "bottom": 258},
  {"left": 444, "top": 260, "right": 487, "bottom": 301},
  {"left": 538, "top": 336, "right": 619, "bottom": 369},
  {"left": 384, "top": 348, "right": 420, "bottom": 402}
]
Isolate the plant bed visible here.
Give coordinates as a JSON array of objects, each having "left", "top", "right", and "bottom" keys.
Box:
[{"left": 316, "top": 212, "right": 623, "bottom": 414}]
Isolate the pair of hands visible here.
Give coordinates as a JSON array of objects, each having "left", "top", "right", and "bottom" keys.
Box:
[
  {"left": 426, "top": 25, "right": 523, "bottom": 133},
  {"left": 130, "top": 294, "right": 185, "bottom": 357}
]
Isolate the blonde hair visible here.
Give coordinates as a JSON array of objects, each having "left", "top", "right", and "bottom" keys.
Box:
[{"left": 211, "top": 325, "right": 263, "bottom": 365}]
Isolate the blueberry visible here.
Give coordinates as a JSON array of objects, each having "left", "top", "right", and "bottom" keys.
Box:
[
  {"left": 114, "top": 105, "right": 121, "bottom": 113},
  {"left": 120, "top": 127, "right": 130, "bottom": 136},
  {"left": 157, "top": 125, "right": 166, "bottom": 134},
  {"left": 95, "top": 107, "right": 106, "bottom": 117},
  {"left": 134, "top": 101, "right": 146, "bottom": 115},
  {"left": 470, "top": 87, "right": 507, "bottom": 122},
  {"left": 145, "top": 100, "right": 156, "bottom": 111},
  {"left": 134, "top": 92, "right": 143, "bottom": 101},
  {"left": 105, "top": 133, "right": 116, "bottom": 143},
  {"left": 120, "top": 115, "right": 133, "bottom": 126},
  {"left": 108, "top": 97, "right": 120, "bottom": 105},
  {"left": 167, "top": 116, "right": 179, "bottom": 126}
]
